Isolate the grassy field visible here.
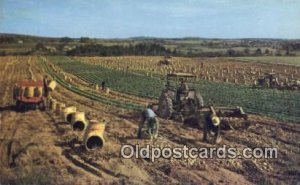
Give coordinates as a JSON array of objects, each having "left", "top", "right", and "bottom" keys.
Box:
[
  {"left": 236, "top": 56, "right": 300, "bottom": 66},
  {"left": 47, "top": 56, "right": 300, "bottom": 123}
]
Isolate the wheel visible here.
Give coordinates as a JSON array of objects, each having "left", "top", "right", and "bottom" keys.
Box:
[
  {"left": 38, "top": 100, "right": 46, "bottom": 111},
  {"left": 16, "top": 100, "right": 23, "bottom": 111},
  {"left": 158, "top": 93, "right": 173, "bottom": 118},
  {"left": 16, "top": 100, "right": 25, "bottom": 112}
]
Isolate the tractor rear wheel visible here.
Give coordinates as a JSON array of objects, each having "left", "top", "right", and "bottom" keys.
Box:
[
  {"left": 158, "top": 93, "right": 173, "bottom": 118},
  {"left": 39, "top": 100, "right": 46, "bottom": 111},
  {"left": 16, "top": 100, "right": 22, "bottom": 111}
]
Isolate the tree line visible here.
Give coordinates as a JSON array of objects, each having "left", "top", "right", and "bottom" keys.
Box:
[{"left": 66, "top": 43, "right": 174, "bottom": 56}]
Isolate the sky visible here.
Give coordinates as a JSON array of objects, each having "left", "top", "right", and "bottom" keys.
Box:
[{"left": 0, "top": 0, "right": 300, "bottom": 39}]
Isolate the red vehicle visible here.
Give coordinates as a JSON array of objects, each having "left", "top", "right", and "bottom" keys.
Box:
[{"left": 13, "top": 80, "right": 48, "bottom": 111}]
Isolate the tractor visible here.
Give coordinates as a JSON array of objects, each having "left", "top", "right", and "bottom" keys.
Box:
[
  {"left": 257, "top": 72, "right": 280, "bottom": 88},
  {"left": 158, "top": 56, "right": 172, "bottom": 66},
  {"left": 13, "top": 78, "right": 56, "bottom": 111},
  {"left": 157, "top": 73, "right": 204, "bottom": 122},
  {"left": 286, "top": 80, "right": 300, "bottom": 90},
  {"left": 157, "top": 72, "right": 249, "bottom": 144},
  {"left": 256, "top": 72, "right": 300, "bottom": 90}
]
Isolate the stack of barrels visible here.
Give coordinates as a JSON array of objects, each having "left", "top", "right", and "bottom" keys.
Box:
[{"left": 48, "top": 96, "right": 106, "bottom": 151}]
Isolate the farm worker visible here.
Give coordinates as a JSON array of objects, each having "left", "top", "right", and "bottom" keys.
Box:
[
  {"left": 203, "top": 112, "right": 221, "bottom": 144},
  {"left": 101, "top": 81, "right": 105, "bottom": 90},
  {"left": 176, "top": 78, "right": 189, "bottom": 102},
  {"left": 43, "top": 75, "right": 50, "bottom": 97},
  {"left": 137, "top": 104, "right": 159, "bottom": 140}
]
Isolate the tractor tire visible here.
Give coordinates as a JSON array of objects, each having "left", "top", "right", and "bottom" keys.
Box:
[
  {"left": 158, "top": 93, "right": 173, "bottom": 119},
  {"left": 16, "top": 100, "right": 23, "bottom": 112},
  {"left": 39, "top": 100, "right": 46, "bottom": 111}
]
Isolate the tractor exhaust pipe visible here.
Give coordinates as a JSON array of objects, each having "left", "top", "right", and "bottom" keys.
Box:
[
  {"left": 84, "top": 120, "right": 106, "bottom": 151},
  {"left": 71, "top": 112, "right": 87, "bottom": 131}
]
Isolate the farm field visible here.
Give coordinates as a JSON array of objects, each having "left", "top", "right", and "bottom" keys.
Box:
[
  {"left": 49, "top": 56, "right": 300, "bottom": 123},
  {"left": 235, "top": 56, "right": 300, "bottom": 66},
  {"left": 0, "top": 56, "right": 299, "bottom": 185}
]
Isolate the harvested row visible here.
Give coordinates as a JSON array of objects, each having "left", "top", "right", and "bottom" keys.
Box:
[{"left": 78, "top": 56, "right": 300, "bottom": 85}]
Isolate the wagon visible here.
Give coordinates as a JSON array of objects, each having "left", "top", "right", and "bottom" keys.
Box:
[{"left": 13, "top": 80, "right": 48, "bottom": 111}]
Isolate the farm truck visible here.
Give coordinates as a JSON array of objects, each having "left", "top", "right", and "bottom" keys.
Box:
[{"left": 13, "top": 76, "right": 56, "bottom": 111}]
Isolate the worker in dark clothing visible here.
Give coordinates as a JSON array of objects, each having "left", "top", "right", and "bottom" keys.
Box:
[
  {"left": 43, "top": 75, "right": 49, "bottom": 97},
  {"left": 101, "top": 81, "right": 105, "bottom": 90},
  {"left": 203, "top": 112, "right": 221, "bottom": 144}
]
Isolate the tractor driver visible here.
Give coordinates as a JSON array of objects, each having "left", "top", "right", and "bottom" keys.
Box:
[{"left": 176, "top": 78, "right": 189, "bottom": 103}]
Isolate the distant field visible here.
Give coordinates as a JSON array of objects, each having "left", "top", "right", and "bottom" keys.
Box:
[
  {"left": 47, "top": 56, "right": 300, "bottom": 123},
  {"left": 235, "top": 56, "right": 300, "bottom": 66}
]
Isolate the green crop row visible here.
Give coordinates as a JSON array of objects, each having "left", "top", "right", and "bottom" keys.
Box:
[
  {"left": 39, "top": 57, "right": 144, "bottom": 110},
  {"left": 47, "top": 56, "right": 300, "bottom": 123}
]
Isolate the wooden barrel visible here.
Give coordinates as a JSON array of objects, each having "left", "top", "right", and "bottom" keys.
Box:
[
  {"left": 56, "top": 103, "right": 66, "bottom": 115},
  {"left": 13, "top": 86, "right": 21, "bottom": 98},
  {"left": 34, "top": 87, "right": 43, "bottom": 97},
  {"left": 71, "top": 112, "right": 87, "bottom": 131},
  {"left": 50, "top": 99, "right": 57, "bottom": 111},
  {"left": 106, "top": 88, "right": 110, "bottom": 95},
  {"left": 24, "top": 87, "right": 35, "bottom": 98},
  {"left": 62, "top": 106, "right": 77, "bottom": 122},
  {"left": 83, "top": 120, "right": 106, "bottom": 151},
  {"left": 48, "top": 80, "right": 57, "bottom": 91}
]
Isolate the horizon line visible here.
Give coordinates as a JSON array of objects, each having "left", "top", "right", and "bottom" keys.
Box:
[{"left": 1, "top": 32, "right": 299, "bottom": 40}]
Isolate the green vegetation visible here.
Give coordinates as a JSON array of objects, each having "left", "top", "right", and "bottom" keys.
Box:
[
  {"left": 47, "top": 56, "right": 300, "bottom": 123},
  {"left": 236, "top": 56, "right": 300, "bottom": 66},
  {"left": 66, "top": 43, "right": 173, "bottom": 56},
  {"left": 48, "top": 57, "right": 164, "bottom": 98},
  {"left": 40, "top": 57, "right": 144, "bottom": 110},
  {"left": 1, "top": 33, "right": 300, "bottom": 57}
]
